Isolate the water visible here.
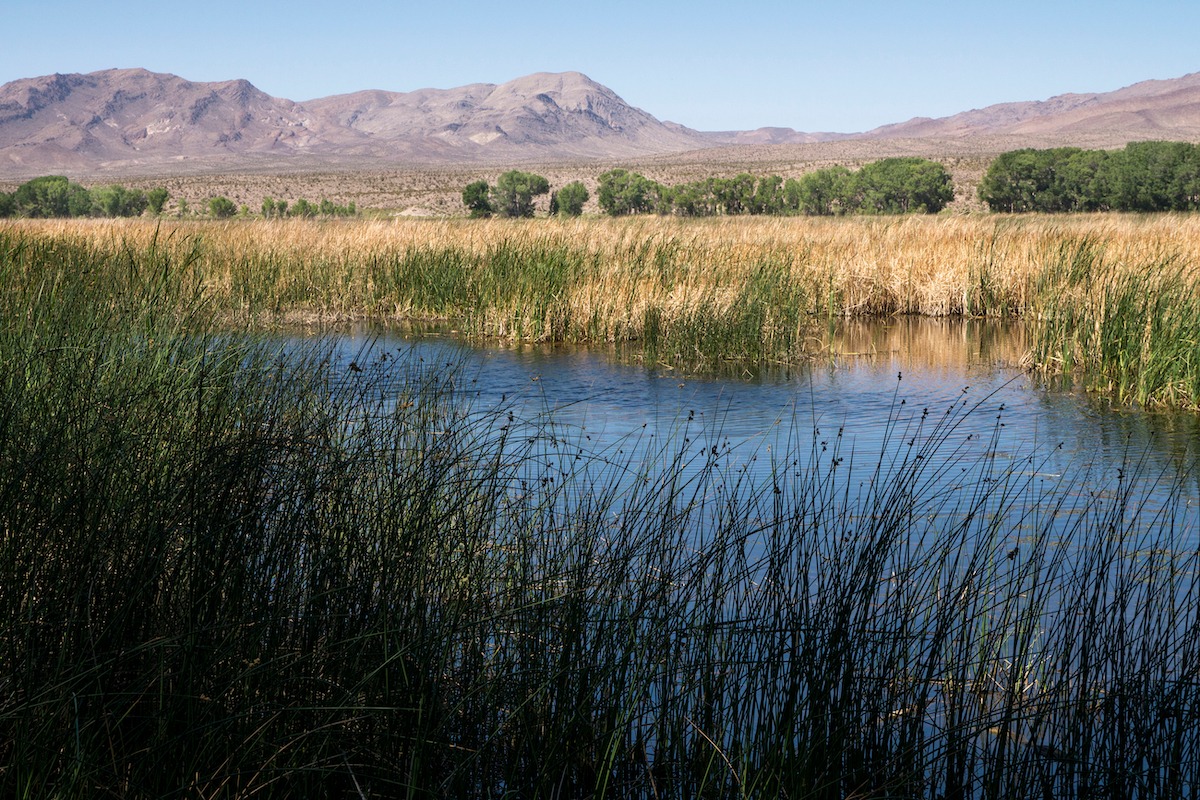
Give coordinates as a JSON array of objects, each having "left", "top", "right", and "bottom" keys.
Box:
[
  {"left": 317, "top": 318, "right": 1200, "bottom": 533},
  {"left": 306, "top": 319, "right": 1200, "bottom": 792}
]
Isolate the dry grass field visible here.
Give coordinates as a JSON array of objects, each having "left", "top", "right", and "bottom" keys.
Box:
[{"left": 6, "top": 211, "right": 1199, "bottom": 404}]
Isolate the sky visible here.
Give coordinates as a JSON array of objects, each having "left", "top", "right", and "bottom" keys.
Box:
[{"left": 4, "top": 0, "right": 1200, "bottom": 133}]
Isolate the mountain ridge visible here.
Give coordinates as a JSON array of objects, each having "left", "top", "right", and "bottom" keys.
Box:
[{"left": 2, "top": 68, "right": 1199, "bottom": 177}]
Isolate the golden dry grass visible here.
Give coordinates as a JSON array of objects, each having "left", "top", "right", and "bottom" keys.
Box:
[
  {"left": 10, "top": 212, "right": 1196, "bottom": 311},
  {"left": 5, "top": 213, "right": 1200, "bottom": 404}
]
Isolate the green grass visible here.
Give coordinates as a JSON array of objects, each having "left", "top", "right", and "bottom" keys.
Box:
[
  {"left": 1, "top": 228, "right": 1199, "bottom": 798},
  {"left": 1032, "top": 235, "right": 1200, "bottom": 407}
]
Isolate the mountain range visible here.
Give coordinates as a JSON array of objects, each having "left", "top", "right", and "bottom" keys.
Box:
[{"left": 2, "top": 68, "right": 1199, "bottom": 177}]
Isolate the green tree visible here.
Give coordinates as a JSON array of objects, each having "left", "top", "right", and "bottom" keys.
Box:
[
  {"left": 462, "top": 180, "right": 493, "bottom": 217},
  {"left": 711, "top": 173, "right": 756, "bottom": 215},
  {"left": 492, "top": 171, "right": 550, "bottom": 218},
  {"left": 92, "top": 185, "right": 148, "bottom": 217},
  {"left": 290, "top": 198, "right": 316, "bottom": 218},
  {"left": 0, "top": 192, "right": 12, "bottom": 218},
  {"left": 555, "top": 181, "right": 589, "bottom": 217},
  {"left": 856, "top": 158, "right": 954, "bottom": 214},
  {"left": 979, "top": 149, "right": 1084, "bottom": 212},
  {"left": 669, "top": 181, "right": 716, "bottom": 216},
  {"left": 147, "top": 187, "right": 170, "bottom": 215},
  {"left": 782, "top": 178, "right": 803, "bottom": 213},
  {"left": 208, "top": 196, "right": 237, "bottom": 218},
  {"left": 1108, "top": 141, "right": 1200, "bottom": 212},
  {"left": 597, "top": 169, "right": 659, "bottom": 215},
  {"left": 796, "top": 167, "right": 854, "bottom": 215},
  {"left": 13, "top": 175, "right": 92, "bottom": 218},
  {"left": 750, "top": 175, "right": 784, "bottom": 215}
]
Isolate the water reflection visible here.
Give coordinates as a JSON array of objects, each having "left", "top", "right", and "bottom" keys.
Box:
[{"left": 313, "top": 318, "right": 1199, "bottom": 538}]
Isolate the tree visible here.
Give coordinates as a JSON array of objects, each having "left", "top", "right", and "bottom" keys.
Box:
[
  {"left": 1108, "top": 141, "right": 1200, "bottom": 212},
  {"left": 492, "top": 171, "right": 550, "bottom": 218},
  {"left": 597, "top": 169, "right": 659, "bottom": 215},
  {"left": 12, "top": 175, "right": 91, "bottom": 218},
  {"left": 711, "top": 173, "right": 756, "bottom": 215},
  {"left": 462, "top": 180, "right": 493, "bottom": 217},
  {"left": 750, "top": 175, "right": 784, "bottom": 215},
  {"left": 782, "top": 178, "right": 803, "bottom": 213},
  {"left": 979, "top": 148, "right": 1091, "bottom": 212},
  {"left": 669, "top": 181, "right": 716, "bottom": 216},
  {"left": 796, "top": 167, "right": 854, "bottom": 215},
  {"left": 92, "top": 185, "right": 148, "bottom": 217},
  {"left": 555, "top": 181, "right": 589, "bottom": 217},
  {"left": 147, "top": 187, "right": 170, "bottom": 215},
  {"left": 262, "top": 197, "right": 277, "bottom": 218},
  {"left": 290, "top": 198, "right": 316, "bottom": 218},
  {"left": 208, "top": 196, "right": 237, "bottom": 218},
  {"left": 0, "top": 191, "right": 12, "bottom": 218},
  {"left": 855, "top": 158, "right": 954, "bottom": 214}
]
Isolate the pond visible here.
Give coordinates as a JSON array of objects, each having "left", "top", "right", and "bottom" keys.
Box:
[{"left": 317, "top": 316, "right": 1200, "bottom": 542}]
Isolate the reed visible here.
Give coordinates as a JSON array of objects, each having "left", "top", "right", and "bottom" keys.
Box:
[
  {"left": 3, "top": 212, "right": 1200, "bottom": 402},
  {"left": 1, "top": 231, "right": 1198, "bottom": 798}
]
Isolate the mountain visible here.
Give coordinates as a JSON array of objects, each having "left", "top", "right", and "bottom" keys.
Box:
[
  {"left": 0, "top": 68, "right": 710, "bottom": 176},
  {"left": 2, "top": 68, "right": 1200, "bottom": 178},
  {"left": 859, "top": 73, "right": 1200, "bottom": 143},
  {"left": 0, "top": 69, "right": 326, "bottom": 173},
  {"left": 302, "top": 71, "right": 706, "bottom": 157}
]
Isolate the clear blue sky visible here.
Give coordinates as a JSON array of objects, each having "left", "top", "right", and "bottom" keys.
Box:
[{"left": 4, "top": 0, "right": 1199, "bottom": 132}]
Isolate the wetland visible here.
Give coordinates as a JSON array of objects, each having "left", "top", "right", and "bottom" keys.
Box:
[{"left": 2, "top": 216, "right": 1199, "bottom": 797}]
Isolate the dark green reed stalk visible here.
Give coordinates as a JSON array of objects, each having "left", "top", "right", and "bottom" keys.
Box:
[
  {"left": 1031, "top": 235, "right": 1200, "bottom": 408},
  {"left": 1, "top": 228, "right": 1198, "bottom": 797}
]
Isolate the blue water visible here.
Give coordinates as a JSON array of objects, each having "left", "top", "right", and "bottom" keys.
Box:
[{"left": 317, "top": 321, "right": 1199, "bottom": 514}]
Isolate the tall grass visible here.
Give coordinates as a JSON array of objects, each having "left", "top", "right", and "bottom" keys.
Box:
[
  {"left": 2, "top": 224, "right": 1199, "bottom": 797},
  {"left": 5, "top": 214, "right": 1200, "bottom": 405}
]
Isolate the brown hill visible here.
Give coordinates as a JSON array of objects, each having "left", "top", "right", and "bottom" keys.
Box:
[
  {"left": 860, "top": 73, "right": 1200, "bottom": 145},
  {"left": 0, "top": 69, "right": 710, "bottom": 177},
  {"left": 303, "top": 71, "right": 706, "bottom": 158},
  {"left": 2, "top": 68, "right": 1200, "bottom": 180},
  {"left": 0, "top": 69, "right": 332, "bottom": 174}
]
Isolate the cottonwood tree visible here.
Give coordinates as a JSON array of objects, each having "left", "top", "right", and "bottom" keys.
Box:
[
  {"left": 492, "top": 171, "right": 549, "bottom": 218},
  {"left": 462, "top": 180, "right": 494, "bottom": 217},
  {"left": 597, "top": 169, "right": 660, "bottom": 215},
  {"left": 555, "top": 181, "right": 589, "bottom": 217},
  {"left": 147, "top": 187, "right": 170, "bottom": 215},
  {"left": 208, "top": 196, "right": 237, "bottom": 218}
]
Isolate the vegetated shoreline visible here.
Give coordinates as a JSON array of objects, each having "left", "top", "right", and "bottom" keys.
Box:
[
  {"left": 4, "top": 212, "right": 1200, "bottom": 408},
  {"left": 2, "top": 230, "right": 1198, "bottom": 797}
]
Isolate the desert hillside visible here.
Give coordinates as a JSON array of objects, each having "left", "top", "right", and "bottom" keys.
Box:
[{"left": 3, "top": 68, "right": 1200, "bottom": 180}]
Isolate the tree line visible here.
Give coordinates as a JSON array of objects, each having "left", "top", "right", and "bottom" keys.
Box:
[
  {"left": 979, "top": 141, "right": 1200, "bottom": 212},
  {"left": 463, "top": 159, "right": 955, "bottom": 218},
  {"left": 0, "top": 176, "right": 170, "bottom": 218},
  {"left": 463, "top": 171, "right": 590, "bottom": 218},
  {"left": 0, "top": 176, "right": 360, "bottom": 220}
]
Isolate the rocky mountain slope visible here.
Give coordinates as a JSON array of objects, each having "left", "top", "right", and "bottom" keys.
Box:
[
  {"left": 0, "top": 69, "right": 709, "bottom": 176},
  {"left": 2, "top": 68, "right": 1199, "bottom": 177},
  {"left": 860, "top": 72, "right": 1200, "bottom": 142}
]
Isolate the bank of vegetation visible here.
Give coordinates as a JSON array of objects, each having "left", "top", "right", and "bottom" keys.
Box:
[
  {"left": 1, "top": 231, "right": 1197, "bottom": 797},
  {"left": 465, "top": 159, "right": 955, "bottom": 218},
  {"left": 3, "top": 215, "right": 1199, "bottom": 407},
  {"left": 979, "top": 141, "right": 1200, "bottom": 213},
  {"left": 0, "top": 175, "right": 170, "bottom": 218},
  {"left": 0, "top": 175, "right": 359, "bottom": 220}
]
